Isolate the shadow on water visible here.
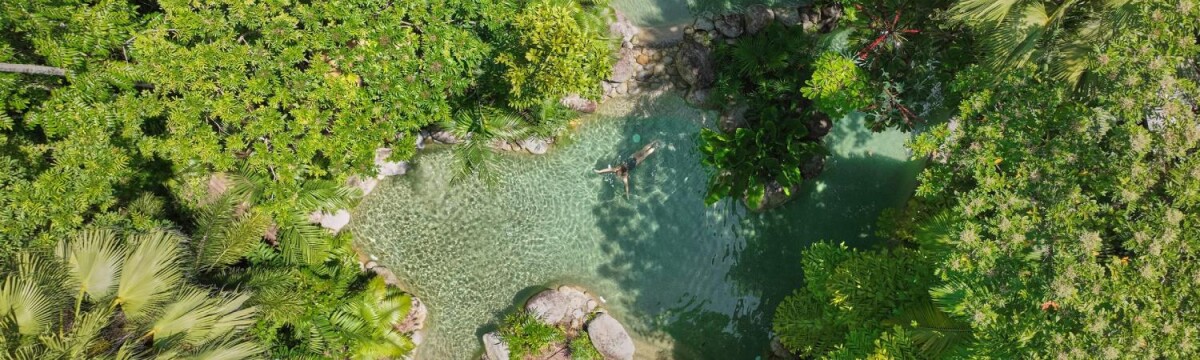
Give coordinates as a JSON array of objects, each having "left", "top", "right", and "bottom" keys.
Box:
[{"left": 589, "top": 95, "right": 918, "bottom": 358}]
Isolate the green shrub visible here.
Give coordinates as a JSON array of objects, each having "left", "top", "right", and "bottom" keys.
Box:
[
  {"left": 500, "top": 310, "right": 565, "bottom": 359},
  {"left": 496, "top": 0, "right": 613, "bottom": 110},
  {"left": 801, "top": 52, "right": 871, "bottom": 119},
  {"left": 568, "top": 332, "right": 604, "bottom": 360}
]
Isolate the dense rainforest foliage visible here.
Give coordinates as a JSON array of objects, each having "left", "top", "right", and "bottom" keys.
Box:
[
  {"left": 4, "top": 0, "right": 1200, "bottom": 358},
  {"left": 0, "top": 0, "right": 611, "bottom": 357},
  {"left": 771, "top": 0, "right": 1200, "bottom": 358}
]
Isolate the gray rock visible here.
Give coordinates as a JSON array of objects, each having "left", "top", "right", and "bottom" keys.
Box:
[
  {"left": 560, "top": 93, "right": 598, "bottom": 113},
  {"left": 608, "top": 11, "right": 639, "bottom": 46},
  {"left": 771, "top": 335, "right": 799, "bottom": 359},
  {"left": 309, "top": 209, "right": 351, "bottom": 234},
  {"left": 482, "top": 332, "right": 510, "bottom": 360},
  {"left": 745, "top": 5, "right": 774, "bottom": 34},
  {"left": 346, "top": 175, "right": 379, "bottom": 196},
  {"left": 805, "top": 113, "right": 832, "bottom": 140},
  {"left": 430, "top": 130, "right": 460, "bottom": 144},
  {"left": 610, "top": 47, "right": 637, "bottom": 83},
  {"left": 800, "top": 7, "right": 820, "bottom": 32},
  {"left": 616, "top": 82, "right": 628, "bottom": 95},
  {"left": 686, "top": 88, "right": 710, "bottom": 106},
  {"left": 720, "top": 105, "right": 749, "bottom": 133},
  {"left": 661, "top": 55, "right": 674, "bottom": 65},
  {"left": 775, "top": 7, "right": 801, "bottom": 27},
  {"left": 587, "top": 313, "right": 634, "bottom": 360},
  {"left": 694, "top": 16, "right": 715, "bottom": 31},
  {"left": 674, "top": 40, "right": 715, "bottom": 89},
  {"left": 715, "top": 14, "right": 744, "bottom": 38},
  {"left": 751, "top": 180, "right": 801, "bottom": 212},
  {"left": 374, "top": 148, "right": 408, "bottom": 177},
  {"left": 393, "top": 296, "right": 428, "bottom": 335},
  {"left": 802, "top": 155, "right": 825, "bottom": 180},
  {"left": 820, "top": 5, "right": 843, "bottom": 32},
  {"left": 525, "top": 286, "right": 599, "bottom": 328},
  {"left": 518, "top": 138, "right": 550, "bottom": 155}
]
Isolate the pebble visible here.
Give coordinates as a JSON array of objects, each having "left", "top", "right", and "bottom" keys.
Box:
[
  {"left": 662, "top": 56, "right": 674, "bottom": 65},
  {"left": 636, "top": 53, "right": 650, "bottom": 65}
]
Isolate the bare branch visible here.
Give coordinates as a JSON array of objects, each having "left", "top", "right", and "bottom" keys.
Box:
[{"left": 0, "top": 63, "right": 67, "bottom": 76}]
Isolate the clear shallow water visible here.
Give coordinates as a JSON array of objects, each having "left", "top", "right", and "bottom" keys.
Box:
[
  {"left": 353, "top": 95, "right": 922, "bottom": 359},
  {"left": 610, "top": 0, "right": 804, "bottom": 28}
]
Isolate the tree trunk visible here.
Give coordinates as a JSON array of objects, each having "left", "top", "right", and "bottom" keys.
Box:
[{"left": 0, "top": 63, "right": 67, "bottom": 76}]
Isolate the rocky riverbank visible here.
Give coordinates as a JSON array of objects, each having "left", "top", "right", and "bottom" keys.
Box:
[{"left": 482, "top": 286, "right": 634, "bottom": 360}]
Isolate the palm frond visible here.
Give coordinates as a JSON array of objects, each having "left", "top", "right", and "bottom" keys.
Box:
[
  {"left": 950, "top": 0, "right": 1023, "bottom": 23},
  {"left": 0, "top": 276, "right": 58, "bottom": 336},
  {"left": 117, "top": 230, "right": 184, "bottom": 323},
  {"left": 58, "top": 228, "right": 125, "bottom": 301},
  {"left": 193, "top": 199, "right": 270, "bottom": 272},
  {"left": 885, "top": 299, "right": 974, "bottom": 359},
  {"left": 276, "top": 217, "right": 331, "bottom": 266}
]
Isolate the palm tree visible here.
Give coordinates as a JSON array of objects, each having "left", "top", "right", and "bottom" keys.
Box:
[
  {"left": 0, "top": 229, "right": 261, "bottom": 359},
  {"left": 951, "top": 0, "right": 1142, "bottom": 85}
]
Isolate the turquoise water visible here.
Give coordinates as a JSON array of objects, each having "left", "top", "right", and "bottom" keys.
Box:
[
  {"left": 353, "top": 95, "right": 922, "bottom": 359},
  {"left": 610, "top": 0, "right": 804, "bottom": 28}
]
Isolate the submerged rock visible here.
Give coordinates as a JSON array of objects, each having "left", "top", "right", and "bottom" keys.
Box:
[
  {"left": 587, "top": 313, "right": 634, "bottom": 360},
  {"left": 802, "top": 155, "right": 825, "bottom": 180},
  {"left": 482, "top": 332, "right": 510, "bottom": 360},
  {"left": 752, "top": 180, "right": 801, "bottom": 212}
]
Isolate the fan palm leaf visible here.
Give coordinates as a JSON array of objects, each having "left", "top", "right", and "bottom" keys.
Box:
[
  {"left": 117, "top": 231, "right": 184, "bottom": 323},
  {"left": 0, "top": 277, "right": 58, "bottom": 336},
  {"left": 57, "top": 229, "right": 124, "bottom": 305}
]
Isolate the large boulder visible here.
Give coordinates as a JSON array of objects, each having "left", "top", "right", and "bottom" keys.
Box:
[
  {"left": 820, "top": 5, "right": 843, "bottom": 32},
  {"left": 610, "top": 47, "right": 637, "bottom": 83},
  {"left": 375, "top": 148, "right": 408, "bottom": 177},
  {"left": 518, "top": 138, "right": 551, "bottom": 155},
  {"left": 587, "top": 313, "right": 634, "bottom": 360},
  {"left": 560, "top": 94, "right": 598, "bottom": 113},
  {"left": 482, "top": 332, "right": 510, "bottom": 360},
  {"left": 804, "top": 113, "right": 832, "bottom": 140},
  {"left": 802, "top": 155, "right": 826, "bottom": 180},
  {"left": 675, "top": 40, "right": 714, "bottom": 89},
  {"left": 609, "top": 11, "right": 639, "bottom": 47},
  {"left": 526, "top": 286, "right": 599, "bottom": 329},
  {"left": 715, "top": 14, "right": 744, "bottom": 38},
  {"left": 346, "top": 175, "right": 379, "bottom": 196},
  {"left": 775, "top": 7, "right": 802, "bottom": 27},
  {"left": 751, "top": 179, "right": 801, "bottom": 212},
  {"left": 744, "top": 5, "right": 774, "bottom": 34},
  {"left": 309, "top": 209, "right": 351, "bottom": 234},
  {"left": 719, "top": 105, "right": 748, "bottom": 132}
]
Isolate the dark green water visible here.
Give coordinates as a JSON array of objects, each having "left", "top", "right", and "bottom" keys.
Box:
[{"left": 353, "top": 95, "right": 921, "bottom": 358}]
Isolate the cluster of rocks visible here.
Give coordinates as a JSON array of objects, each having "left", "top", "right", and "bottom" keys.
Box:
[
  {"left": 482, "top": 286, "right": 634, "bottom": 360},
  {"left": 356, "top": 251, "right": 430, "bottom": 348},
  {"left": 601, "top": 5, "right": 844, "bottom": 108}
]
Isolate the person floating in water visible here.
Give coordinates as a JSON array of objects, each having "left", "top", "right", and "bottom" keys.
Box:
[{"left": 595, "top": 140, "right": 659, "bottom": 197}]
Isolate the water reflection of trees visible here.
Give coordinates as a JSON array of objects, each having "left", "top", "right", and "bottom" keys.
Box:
[{"left": 590, "top": 94, "right": 918, "bottom": 358}]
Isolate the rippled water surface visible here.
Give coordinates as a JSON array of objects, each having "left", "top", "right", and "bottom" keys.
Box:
[
  {"left": 610, "top": 0, "right": 803, "bottom": 28},
  {"left": 353, "top": 95, "right": 921, "bottom": 359}
]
